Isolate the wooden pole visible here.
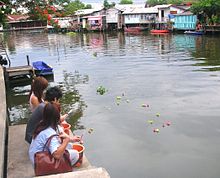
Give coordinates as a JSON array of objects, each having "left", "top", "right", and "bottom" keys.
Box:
[{"left": 26, "top": 55, "right": 30, "bottom": 66}]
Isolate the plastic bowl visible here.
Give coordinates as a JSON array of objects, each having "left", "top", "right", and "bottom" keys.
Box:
[
  {"left": 61, "top": 123, "right": 71, "bottom": 135},
  {"left": 72, "top": 144, "right": 85, "bottom": 167}
]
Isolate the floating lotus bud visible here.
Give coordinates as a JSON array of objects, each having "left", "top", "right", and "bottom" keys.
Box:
[
  {"left": 166, "top": 121, "right": 171, "bottom": 126},
  {"left": 116, "top": 96, "right": 121, "bottom": 100},
  {"left": 142, "top": 104, "right": 147, "bottom": 107},
  {"left": 97, "top": 86, "right": 106, "bottom": 95},
  {"left": 148, "top": 120, "right": 154, "bottom": 124},
  {"left": 93, "top": 52, "right": 97, "bottom": 57},
  {"left": 88, "top": 128, "right": 94, "bottom": 134},
  {"left": 156, "top": 113, "right": 160, "bottom": 117},
  {"left": 153, "top": 128, "right": 160, "bottom": 133}
]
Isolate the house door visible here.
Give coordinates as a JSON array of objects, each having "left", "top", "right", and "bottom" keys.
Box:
[{"left": 161, "top": 10, "right": 164, "bottom": 21}]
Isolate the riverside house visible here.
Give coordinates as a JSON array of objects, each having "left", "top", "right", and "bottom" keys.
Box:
[
  {"left": 155, "top": 4, "right": 187, "bottom": 23},
  {"left": 105, "top": 7, "right": 123, "bottom": 31},
  {"left": 75, "top": 7, "right": 106, "bottom": 31},
  {"left": 122, "top": 6, "right": 158, "bottom": 29},
  {"left": 74, "top": 4, "right": 147, "bottom": 31},
  {"left": 122, "top": 4, "right": 187, "bottom": 30},
  {"left": 4, "top": 15, "right": 46, "bottom": 31}
]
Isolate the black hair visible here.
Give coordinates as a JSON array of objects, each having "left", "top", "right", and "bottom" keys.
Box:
[{"left": 45, "top": 86, "right": 63, "bottom": 102}]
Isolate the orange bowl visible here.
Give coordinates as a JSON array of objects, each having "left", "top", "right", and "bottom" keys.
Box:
[
  {"left": 61, "top": 123, "right": 71, "bottom": 129},
  {"left": 72, "top": 144, "right": 85, "bottom": 167},
  {"left": 61, "top": 123, "right": 71, "bottom": 135}
]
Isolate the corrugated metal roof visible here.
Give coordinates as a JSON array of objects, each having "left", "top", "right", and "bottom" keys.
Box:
[
  {"left": 154, "top": 4, "right": 172, "bottom": 9},
  {"left": 75, "top": 7, "right": 104, "bottom": 15},
  {"left": 122, "top": 7, "right": 158, "bottom": 14},
  {"left": 115, "top": 4, "right": 145, "bottom": 11},
  {"left": 7, "top": 15, "right": 29, "bottom": 22}
]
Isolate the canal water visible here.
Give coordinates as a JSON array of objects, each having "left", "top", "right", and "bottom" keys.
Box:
[{"left": 2, "top": 31, "right": 220, "bottom": 178}]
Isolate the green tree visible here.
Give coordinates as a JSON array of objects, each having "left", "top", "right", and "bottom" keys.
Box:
[
  {"left": 64, "top": 0, "right": 86, "bottom": 15},
  {"left": 103, "top": 0, "right": 115, "bottom": 8},
  {"left": 85, "top": 4, "right": 92, "bottom": 9},
  {"left": 167, "top": 0, "right": 183, "bottom": 5},
  {"left": 103, "top": 0, "right": 110, "bottom": 8},
  {"left": 191, "top": 0, "right": 220, "bottom": 24},
  {"left": 146, "top": 0, "right": 167, "bottom": 6},
  {"left": 0, "top": 0, "right": 12, "bottom": 25},
  {"left": 14, "top": 0, "right": 69, "bottom": 20},
  {"left": 119, "top": 0, "right": 133, "bottom": 4}
]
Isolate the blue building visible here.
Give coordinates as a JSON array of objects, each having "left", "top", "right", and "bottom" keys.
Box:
[{"left": 174, "top": 11, "right": 197, "bottom": 30}]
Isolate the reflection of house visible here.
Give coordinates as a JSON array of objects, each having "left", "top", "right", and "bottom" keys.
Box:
[
  {"left": 173, "top": 11, "right": 197, "bottom": 30},
  {"left": 5, "top": 15, "right": 46, "bottom": 31}
]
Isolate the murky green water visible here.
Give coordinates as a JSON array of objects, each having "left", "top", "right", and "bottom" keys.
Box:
[{"left": 2, "top": 31, "right": 220, "bottom": 178}]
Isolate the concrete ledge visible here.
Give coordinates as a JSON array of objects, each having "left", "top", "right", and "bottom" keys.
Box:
[
  {"left": 37, "top": 167, "right": 110, "bottom": 178},
  {"left": 7, "top": 124, "right": 105, "bottom": 178},
  {"left": 0, "top": 66, "right": 7, "bottom": 178}
]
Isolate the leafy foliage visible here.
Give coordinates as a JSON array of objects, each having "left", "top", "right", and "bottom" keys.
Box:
[
  {"left": 64, "top": 0, "right": 92, "bottom": 16},
  {"left": 13, "top": 0, "right": 69, "bottom": 20},
  {"left": 0, "top": 0, "right": 12, "bottom": 24},
  {"left": 103, "top": 0, "right": 115, "bottom": 9},
  {"left": 146, "top": 0, "right": 184, "bottom": 6},
  {"left": 146, "top": 0, "right": 167, "bottom": 6},
  {"left": 167, "top": 0, "right": 183, "bottom": 5},
  {"left": 191, "top": 0, "right": 220, "bottom": 24},
  {"left": 119, "top": 0, "right": 133, "bottom": 5}
]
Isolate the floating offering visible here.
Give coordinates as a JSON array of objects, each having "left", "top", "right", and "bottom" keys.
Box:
[
  {"left": 165, "top": 121, "right": 171, "bottom": 126},
  {"left": 142, "top": 104, "right": 149, "bottom": 107},
  {"left": 97, "top": 86, "right": 107, "bottom": 95},
  {"left": 148, "top": 120, "right": 154, "bottom": 124},
  {"left": 88, "top": 128, "right": 94, "bottom": 134},
  {"left": 93, "top": 52, "right": 97, "bottom": 57},
  {"left": 156, "top": 113, "right": 160, "bottom": 117},
  {"left": 126, "top": 99, "right": 130, "bottom": 103},
  {"left": 116, "top": 96, "right": 122, "bottom": 100},
  {"left": 153, "top": 128, "right": 160, "bottom": 133},
  {"left": 66, "top": 32, "right": 76, "bottom": 36}
]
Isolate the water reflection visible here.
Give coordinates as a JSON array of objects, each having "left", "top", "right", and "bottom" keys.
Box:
[
  {"left": 192, "top": 36, "right": 220, "bottom": 71},
  {"left": 59, "top": 70, "right": 88, "bottom": 130},
  {"left": 6, "top": 86, "right": 30, "bottom": 125},
  {"left": 7, "top": 70, "right": 88, "bottom": 130},
  {"left": 3, "top": 31, "right": 220, "bottom": 178}
]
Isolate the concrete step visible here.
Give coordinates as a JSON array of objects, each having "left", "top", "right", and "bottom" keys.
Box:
[
  {"left": 7, "top": 124, "right": 110, "bottom": 178},
  {"left": 37, "top": 167, "right": 110, "bottom": 178}
]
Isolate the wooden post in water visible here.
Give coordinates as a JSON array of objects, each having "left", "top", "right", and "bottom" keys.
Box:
[{"left": 26, "top": 55, "right": 30, "bottom": 66}]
